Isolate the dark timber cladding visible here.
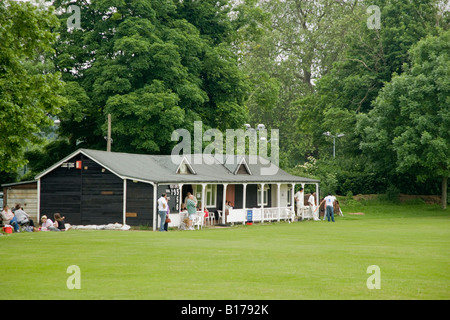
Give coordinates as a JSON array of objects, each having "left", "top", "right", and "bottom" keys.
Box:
[
  {"left": 40, "top": 154, "right": 123, "bottom": 225},
  {"left": 126, "top": 180, "right": 153, "bottom": 226}
]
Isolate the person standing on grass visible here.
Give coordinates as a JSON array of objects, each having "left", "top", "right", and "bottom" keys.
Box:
[
  {"left": 157, "top": 193, "right": 168, "bottom": 232},
  {"left": 186, "top": 194, "right": 197, "bottom": 230},
  {"left": 319, "top": 193, "right": 337, "bottom": 222},
  {"left": 164, "top": 194, "right": 170, "bottom": 232},
  {"left": 294, "top": 188, "right": 304, "bottom": 216},
  {"left": 308, "top": 192, "right": 317, "bottom": 220}
]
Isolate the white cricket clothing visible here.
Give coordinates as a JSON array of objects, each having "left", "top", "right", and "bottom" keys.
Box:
[
  {"left": 295, "top": 191, "right": 304, "bottom": 206},
  {"left": 308, "top": 195, "right": 315, "bottom": 206},
  {"left": 157, "top": 197, "right": 167, "bottom": 211}
]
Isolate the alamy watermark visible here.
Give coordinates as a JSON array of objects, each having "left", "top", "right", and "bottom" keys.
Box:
[
  {"left": 366, "top": 265, "right": 381, "bottom": 289},
  {"left": 27, "top": 1, "right": 82, "bottom": 31},
  {"left": 367, "top": 5, "right": 381, "bottom": 30},
  {"left": 171, "top": 121, "right": 279, "bottom": 176},
  {"left": 66, "top": 4, "right": 81, "bottom": 30},
  {"left": 66, "top": 265, "right": 81, "bottom": 289},
  {"left": 28, "top": 1, "right": 380, "bottom": 31}
]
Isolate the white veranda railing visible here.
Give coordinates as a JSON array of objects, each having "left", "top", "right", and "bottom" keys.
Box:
[{"left": 227, "top": 207, "right": 295, "bottom": 224}]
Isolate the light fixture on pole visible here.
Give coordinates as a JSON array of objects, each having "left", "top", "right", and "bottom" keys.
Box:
[
  {"left": 245, "top": 124, "right": 266, "bottom": 155},
  {"left": 323, "top": 132, "right": 345, "bottom": 158}
]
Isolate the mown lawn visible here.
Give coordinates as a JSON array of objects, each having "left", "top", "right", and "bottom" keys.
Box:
[{"left": 1, "top": 201, "right": 448, "bottom": 300}]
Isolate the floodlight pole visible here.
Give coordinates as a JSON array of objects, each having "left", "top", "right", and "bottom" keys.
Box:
[
  {"left": 333, "top": 136, "right": 336, "bottom": 158},
  {"left": 107, "top": 114, "right": 112, "bottom": 152},
  {"left": 244, "top": 123, "right": 266, "bottom": 155},
  {"left": 323, "top": 132, "right": 345, "bottom": 158}
]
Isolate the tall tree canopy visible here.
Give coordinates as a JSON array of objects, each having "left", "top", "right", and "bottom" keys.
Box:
[
  {"left": 296, "top": 0, "right": 444, "bottom": 159},
  {"left": 241, "top": 0, "right": 361, "bottom": 166},
  {"left": 286, "top": 0, "right": 448, "bottom": 199},
  {"left": 358, "top": 30, "right": 450, "bottom": 208},
  {"left": 53, "top": 0, "right": 249, "bottom": 154},
  {"left": 0, "top": 0, "right": 65, "bottom": 172}
]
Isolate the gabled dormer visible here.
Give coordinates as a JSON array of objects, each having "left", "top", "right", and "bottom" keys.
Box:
[
  {"left": 234, "top": 157, "right": 252, "bottom": 175},
  {"left": 176, "top": 156, "right": 196, "bottom": 174}
]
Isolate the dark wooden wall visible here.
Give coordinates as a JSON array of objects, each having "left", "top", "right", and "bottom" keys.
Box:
[
  {"left": 81, "top": 156, "right": 123, "bottom": 225},
  {"left": 126, "top": 180, "right": 154, "bottom": 227},
  {"left": 40, "top": 154, "right": 82, "bottom": 224},
  {"left": 245, "top": 184, "right": 271, "bottom": 208},
  {"left": 40, "top": 154, "right": 123, "bottom": 225}
]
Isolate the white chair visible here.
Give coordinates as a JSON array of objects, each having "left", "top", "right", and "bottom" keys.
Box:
[
  {"left": 217, "top": 210, "right": 223, "bottom": 224},
  {"left": 283, "top": 208, "right": 295, "bottom": 223},
  {"left": 192, "top": 213, "right": 203, "bottom": 230},
  {"left": 208, "top": 211, "right": 215, "bottom": 225},
  {"left": 291, "top": 209, "right": 296, "bottom": 222},
  {"left": 302, "top": 206, "right": 310, "bottom": 220}
]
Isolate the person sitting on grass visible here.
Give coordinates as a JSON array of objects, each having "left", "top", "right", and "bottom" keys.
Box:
[
  {"left": 40, "top": 215, "right": 60, "bottom": 231},
  {"left": 1, "top": 205, "right": 20, "bottom": 232},
  {"left": 54, "top": 213, "right": 67, "bottom": 231},
  {"left": 14, "top": 204, "right": 35, "bottom": 227}
]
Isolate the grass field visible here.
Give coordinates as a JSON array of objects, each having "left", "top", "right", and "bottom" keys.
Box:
[{"left": 1, "top": 199, "right": 449, "bottom": 300}]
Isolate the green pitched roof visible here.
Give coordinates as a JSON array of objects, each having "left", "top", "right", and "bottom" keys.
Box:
[{"left": 36, "top": 149, "right": 319, "bottom": 184}]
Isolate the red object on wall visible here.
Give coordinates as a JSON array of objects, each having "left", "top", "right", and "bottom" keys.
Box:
[{"left": 76, "top": 160, "right": 82, "bottom": 169}]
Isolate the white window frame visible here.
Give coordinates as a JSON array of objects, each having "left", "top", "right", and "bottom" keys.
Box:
[
  {"left": 205, "top": 184, "right": 217, "bottom": 208},
  {"left": 257, "top": 185, "right": 269, "bottom": 206},
  {"left": 195, "top": 184, "right": 202, "bottom": 201}
]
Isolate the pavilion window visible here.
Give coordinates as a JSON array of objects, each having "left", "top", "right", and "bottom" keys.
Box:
[
  {"left": 205, "top": 184, "right": 217, "bottom": 207},
  {"left": 257, "top": 184, "right": 269, "bottom": 206}
]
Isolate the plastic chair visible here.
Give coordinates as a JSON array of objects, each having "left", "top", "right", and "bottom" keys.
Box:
[
  {"left": 208, "top": 211, "right": 215, "bottom": 225},
  {"left": 217, "top": 210, "right": 223, "bottom": 223},
  {"left": 192, "top": 214, "right": 203, "bottom": 230}
]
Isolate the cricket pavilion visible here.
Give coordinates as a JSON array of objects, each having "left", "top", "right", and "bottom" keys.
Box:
[{"left": 35, "top": 149, "right": 320, "bottom": 230}]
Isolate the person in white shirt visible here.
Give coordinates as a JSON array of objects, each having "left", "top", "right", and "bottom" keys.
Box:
[
  {"left": 319, "top": 193, "right": 337, "bottom": 222},
  {"left": 40, "top": 215, "right": 59, "bottom": 231},
  {"left": 294, "top": 188, "right": 304, "bottom": 218},
  {"left": 308, "top": 192, "right": 320, "bottom": 221},
  {"left": 307, "top": 193, "right": 315, "bottom": 206},
  {"left": 157, "top": 193, "right": 168, "bottom": 232}
]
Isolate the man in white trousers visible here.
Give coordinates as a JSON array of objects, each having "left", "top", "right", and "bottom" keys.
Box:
[
  {"left": 308, "top": 192, "right": 320, "bottom": 221},
  {"left": 294, "top": 188, "right": 304, "bottom": 219}
]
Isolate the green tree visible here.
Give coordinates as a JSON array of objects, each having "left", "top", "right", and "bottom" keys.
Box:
[
  {"left": 296, "top": 0, "right": 444, "bottom": 159},
  {"left": 240, "top": 0, "right": 360, "bottom": 166},
  {"left": 0, "top": 0, "right": 65, "bottom": 172},
  {"left": 358, "top": 30, "right": 450, "bottom": 209},
  {"left": 52, "top": 0, "right": 249, "bottom": 155}
]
